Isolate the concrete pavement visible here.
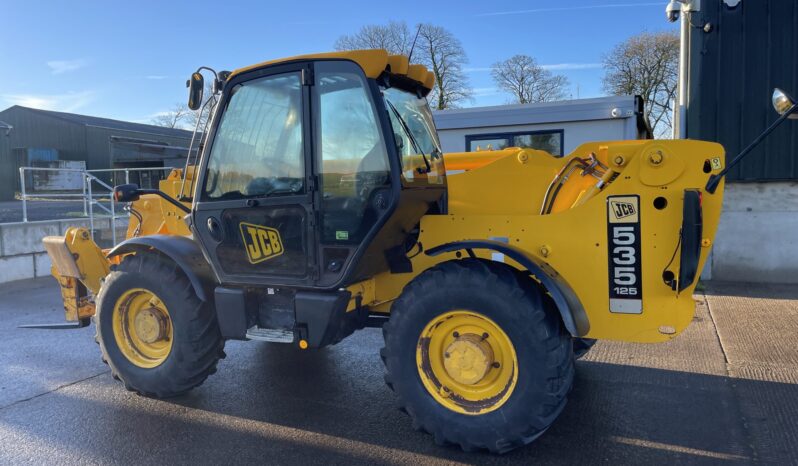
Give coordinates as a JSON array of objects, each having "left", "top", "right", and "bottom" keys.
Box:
[{"left": 0, "top": 277, "right": 796, "bottom": 465}]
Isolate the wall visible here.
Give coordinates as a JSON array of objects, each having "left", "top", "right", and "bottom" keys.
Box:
[
  {"left": 433, "top": 96, "right": 645, "bottom": 155},
  {"left": 708, "top": 182, "right": 798, "bottom": 283},
  {"left": 0, "top": 218, "right": 126, "bottom": 285},
  {"left": 0, "top": 129, "right": 11, "bottom": 201},
  {"left": 85, "top": 126, "right": 192, "bottom": 183},
  {"left": 684, "top": 1, "right": 798, "bottom": 284},
  {"left": 0, "top": 107, "right": 87, "bottom": 163},
  {"left": 0, "top": 106, "right": 194, "bottom": 190},
  {"left": 437, "top": 119, "right": 630, "bottom": 155},
  {"left": 687, "top": 0, "right": 798, "bottom": 181}
]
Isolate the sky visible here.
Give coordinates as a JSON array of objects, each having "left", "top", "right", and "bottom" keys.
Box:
[{"left": 0, "top": 0, "right": 676, "bottom": 124}]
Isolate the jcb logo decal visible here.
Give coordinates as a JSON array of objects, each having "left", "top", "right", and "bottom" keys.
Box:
[
  {"left": 611, "top": 201, "right": 636, "bottom": 220},
  {"left": 240, "top": 222, "right": 284, "bottom": 264},
  {"left": 609, "top": 198, "right": 640, "bottom": 223}
]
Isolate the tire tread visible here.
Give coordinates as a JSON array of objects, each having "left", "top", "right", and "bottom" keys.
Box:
[{"left": 381, "top": 259, "right": 573, "bottom": 454}]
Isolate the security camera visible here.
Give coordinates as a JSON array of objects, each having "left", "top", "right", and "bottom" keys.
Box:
[{"left": 665, "top": 0, "right": 682, "bottom": 22}]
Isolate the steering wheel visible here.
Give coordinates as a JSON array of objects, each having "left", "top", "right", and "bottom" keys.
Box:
[{"left": 245, "top": 176, "right": 302, "bottom": 197}]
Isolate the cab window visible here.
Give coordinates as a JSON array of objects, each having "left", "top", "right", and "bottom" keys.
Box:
[
  {"left": 383, "top": 87, "right": 444, "bottom": 185},
  {"left": 203, "top": 72, "right": 304, "bottom": 200},
  {"left": 314, "top": 61, "right": 390, "bottom": 244}
]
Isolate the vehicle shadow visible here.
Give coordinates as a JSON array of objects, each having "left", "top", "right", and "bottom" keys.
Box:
[
  {"left": 3, "top": 332, "right": 796, "bottom": 464},
  {"left": 163, "top": 336, "right": 785, "bottom": 464}
]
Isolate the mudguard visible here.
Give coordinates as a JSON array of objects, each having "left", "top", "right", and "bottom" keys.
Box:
[
  {"left": 107, "top": 235, "right": 217, "bottom": 302},
  {"left": 425, "top": 239, "right": 590, "bottom": 337}
]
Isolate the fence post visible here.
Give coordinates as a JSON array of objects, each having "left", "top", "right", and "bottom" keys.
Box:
[
  {"left": 82, "top": 172, "right": 88, "bottom": 216},
  {"left": 110, "top": 188, "right": 117, "bottom": 245},
  {"left": 87, "top": 176, "right": 94, "bottom": 240},
  {"left": 19, "top": 167, "right": 27, "bottom": 222}
]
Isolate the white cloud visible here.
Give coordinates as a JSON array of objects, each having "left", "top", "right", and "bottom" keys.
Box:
[
  {"left": 476, "top": 3, "right": 662, "bottom": 17},
  {"left": 472, "top": 87, "right": 500, "bottom": 97},
  {"left": 46, "top": 59, "right": 88, "bottom": 75},
  {"left": 3, "top": 90, "right": 97, "bottom": 112},
  {"left": 466, "top": 63, "right": 603, "bottom": 73},
  {"left": 541, "top": 63, "right": 603, "bottom": 71}
]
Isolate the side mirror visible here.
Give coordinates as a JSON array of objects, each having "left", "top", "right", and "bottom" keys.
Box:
[
  {"left": 187, "top": 72, "right": 205, "bottom": 110},
  {"left": 772, "top": 88, "right": 798, "bottom": 119},
  {"left": 113, "top": 184, "right": 141, "bottom": 203}
]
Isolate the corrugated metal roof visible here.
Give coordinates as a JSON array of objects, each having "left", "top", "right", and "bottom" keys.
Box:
[{"left": 3, "top": 106, "right": 193, "bottom": 140}]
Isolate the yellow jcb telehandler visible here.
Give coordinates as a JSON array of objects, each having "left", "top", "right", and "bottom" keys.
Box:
[{"left": 36, "top": 50, "right": 798, "bottom": 453}]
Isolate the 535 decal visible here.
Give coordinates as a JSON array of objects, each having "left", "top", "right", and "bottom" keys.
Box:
[{"left": 607, "top": 196, "right": 643, "bottom": 314}]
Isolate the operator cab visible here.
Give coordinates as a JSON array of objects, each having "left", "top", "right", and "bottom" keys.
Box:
[{"left": 190, "top": 50, "right": 446, "bottom": 290}]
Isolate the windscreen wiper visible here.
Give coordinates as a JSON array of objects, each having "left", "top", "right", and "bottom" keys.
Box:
[{"left": 385, "top": 99, "right": 432, "bottom": 174}]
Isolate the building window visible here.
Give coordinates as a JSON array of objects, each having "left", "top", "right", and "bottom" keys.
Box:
[{"left": 465, "top": 130, "right": 564, "bottom": 156}]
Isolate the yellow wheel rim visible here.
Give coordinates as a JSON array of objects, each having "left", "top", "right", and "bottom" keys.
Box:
[
  {"left": 112, "top": 288, "right": 173, "bottom": 369},
  {"left": 416, "top": 310, "right": 518, "bottom": 415}
]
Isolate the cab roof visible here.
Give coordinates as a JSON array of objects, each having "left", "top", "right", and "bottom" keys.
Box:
[{"left": 229, "top": 49, "right": 436, "bottom": 92}]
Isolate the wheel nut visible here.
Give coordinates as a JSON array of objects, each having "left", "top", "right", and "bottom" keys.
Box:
[
  {"left": 453, "top": 331, "right": 460, "bottom": 338},
  {"left": 492, "top": 362, "right": 501, "bottom": 369}
]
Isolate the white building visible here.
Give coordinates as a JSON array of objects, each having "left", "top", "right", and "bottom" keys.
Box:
[{"left": 433, "top": 95, "right": 649, "bottom": 155}]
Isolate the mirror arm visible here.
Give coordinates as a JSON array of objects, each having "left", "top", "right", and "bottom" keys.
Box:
[
  {"left": 706, "top": 102, "right": 798, "bottom": 194},
  {"left": 134, "top": 189, "right": 192, "bottom": 214}
]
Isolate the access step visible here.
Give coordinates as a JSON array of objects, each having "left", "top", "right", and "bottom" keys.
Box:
[{"left": 245, "top": 326, "right": 294, "bottom": 343}]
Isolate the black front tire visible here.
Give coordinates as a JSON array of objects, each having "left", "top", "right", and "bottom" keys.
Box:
[
  {"left": 95, "top": 253, "right": 224, "bottom": 398},
  {"left": 382, "top": 259, "right": 574, "bottom": 454}
]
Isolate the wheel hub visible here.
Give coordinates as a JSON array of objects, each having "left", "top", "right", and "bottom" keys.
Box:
[
  {"left": 443, "top": 333, "right": 494, "bottom": 385},
  {"left": 113, "top": 288, "right": 174, "bottom": 369},
  {"left": 416, "top": 310, "right": 518, "bottom": 415},
  {"left": 133, "top": 308, "right": 169, "bottom": 344}
]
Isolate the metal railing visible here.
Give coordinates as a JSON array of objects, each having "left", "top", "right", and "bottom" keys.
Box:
[{"left": 18, "top": 166, "right": 174, "bottom": 246}]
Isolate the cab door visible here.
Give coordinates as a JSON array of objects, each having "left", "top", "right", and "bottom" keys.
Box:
[{"left": 193, "top": 64, "right": 315, "bottom": 286}]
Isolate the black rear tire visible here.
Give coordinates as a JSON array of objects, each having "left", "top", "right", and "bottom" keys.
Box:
[
  {"left": 382, "top": 259, "right": 574, "bottom": 454},
  {"left": 95, "top": 253, "right": 224, "bottom": 398}
]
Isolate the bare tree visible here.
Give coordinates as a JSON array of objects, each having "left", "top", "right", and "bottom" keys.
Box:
[
  {"left": 602, "top": 31, "right": 679, "bottom": 138},
  {"left": 334, "top": 21, "right": 413, "bottom": 55},
  {"left": 335, "top": 22, "right": 472, "bottom": 110},
  {"left": 491, "top": 55, "right": 570, "bottom": 104},
  {"left": 151, "top": 103, "right": 190, "bottom": 128},
  {"left": 415, "top": 24, "right": 472, "bottom": 110}
]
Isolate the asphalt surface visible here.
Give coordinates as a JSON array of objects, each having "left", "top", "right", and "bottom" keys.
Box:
[{"left": 1, "top": 278, "right": 797, "bottom": 465}]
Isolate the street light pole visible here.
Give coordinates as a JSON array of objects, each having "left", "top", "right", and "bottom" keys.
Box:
[{"left": 667, "top": 0, "right": 701, "bottom": 139}]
